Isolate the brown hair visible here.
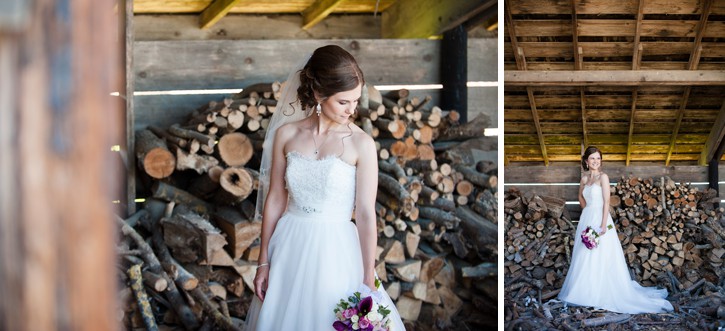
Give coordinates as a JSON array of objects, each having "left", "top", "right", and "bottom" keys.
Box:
[
  {"left": 581, "top": 146, "right": 602, "bottom": 171},
  {"left": 297, "top": 45, "right": 365, "bottom": 111}
]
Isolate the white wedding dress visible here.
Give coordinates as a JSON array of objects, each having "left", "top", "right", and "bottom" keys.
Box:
[
  {"left": 244, "top": 151, "right": 405, "bottom": 330},
  {"left": 558, "top": 182, "right": 674, "bottom": 314}
]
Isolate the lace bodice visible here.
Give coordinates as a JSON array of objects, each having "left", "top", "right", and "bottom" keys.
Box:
[{"left": 284, "top": 151, "right": 356, "bottom": 220}]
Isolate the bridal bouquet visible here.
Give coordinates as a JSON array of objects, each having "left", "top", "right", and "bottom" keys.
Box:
[
  {"left": 333, "top": 280, "right": 392, "bottom": 331},
  {"left": 581, "top": 225, "right": 613, "bottom": 250}
]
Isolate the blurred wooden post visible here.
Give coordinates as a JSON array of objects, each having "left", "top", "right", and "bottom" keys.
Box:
[{"left": 0, "top": 0, "right": 119, "bottom": 330}]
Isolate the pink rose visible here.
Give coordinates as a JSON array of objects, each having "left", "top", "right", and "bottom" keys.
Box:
[
  {"left": 359, "top": 317, "right": 370, "bottom": 329},
  {"left": 343, "top": 308, "right": 356, "bottom": 319}
]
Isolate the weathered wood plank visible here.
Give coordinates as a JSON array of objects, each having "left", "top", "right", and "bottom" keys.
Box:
[
  {"left": 505, "top": 70, "right": 725, "bottom": 86},
  {"left": 133, "top": 0, "right": 397, "bottom": 14},
  {"left": 135, "top": 14, "right": 382, "bottom": 40}
]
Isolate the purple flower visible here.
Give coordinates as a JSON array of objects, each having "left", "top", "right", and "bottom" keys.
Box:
[
  {"left": 342, "top": 308, "right": 356, "bottom": 319},
  {"left": 359, "top": 317, "right": 371, "bottom": 329},
  {"left": 359, "top": 296, "right": 373, "bottom": 314},
  {"left": 333, "top": 321, "right": 350, "bottom": 331}
]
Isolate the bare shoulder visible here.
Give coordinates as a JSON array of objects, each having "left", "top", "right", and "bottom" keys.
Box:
[
  {"left": 599, "top": 172, "right": 610, "bottom": 183},
  {"left": 275, "top": 121, "right": 303, "bottom": 145},
  {"left": 348, "top": 125, "right": 375, "bottom": 151},
  {"left": 580, "top": 175, "right": 588, "bottom": 185}
]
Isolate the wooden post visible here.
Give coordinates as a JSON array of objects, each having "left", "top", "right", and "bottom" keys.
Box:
[
  {"left": 441, "top": 24, "right": 467, "bottom": 123},
  {"left": 708, "top": 138, "right": 725, "bottom": 209},
  {"left": 124, "top": 0, "right": 136, "bottom": 214},
  {"left": 0, "top": 0, "right": 119, "bottom": 330}
]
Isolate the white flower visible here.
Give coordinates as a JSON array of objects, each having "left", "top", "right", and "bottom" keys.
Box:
[
  {"left": 351, "top": 315, "right": 359, "bottom": 323},
  {"left": 367, "top": 311, "right": 381, "bottom": 322},
  {"left": 352, "top": 322, "right": 359, "bottom": 330}
]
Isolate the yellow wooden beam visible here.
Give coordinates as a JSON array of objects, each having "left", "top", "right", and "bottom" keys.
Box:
[
  {"left": 302, "top": 0, "right": 345, "bottom": 30},
  {"left": 383, "top": 0, "right": 495, "bottom": 38},
  {"left": 665, "top": 87, "right": 691, "bottom": 165},
  {"left": 199, "top": 0, "right": 244, "bottom": 30}
]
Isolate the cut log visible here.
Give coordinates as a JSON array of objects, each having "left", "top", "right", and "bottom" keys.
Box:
[
  {"left": 218, "top": 132, "right": 254, "bottom": 167},
  {"left": 213, "top": 207, "right": 262, "bottom": 260},
  {"left": 396, "top": 296, "right": 422, "bottom": 321},
  {"left": 391, "top": 259, "right": 422, "bottom": 282},
  {"left": 135, "top": 129, "right": 176, "bottom": 179},
  {"left": 161, "top": 208, "right": 228, "bottom": 266},
  {"left": 215, "top": 167, "right": 255, "bottom": 206},
  {"left": 152, "top": 181, "right": 211, "bottom": 215}
]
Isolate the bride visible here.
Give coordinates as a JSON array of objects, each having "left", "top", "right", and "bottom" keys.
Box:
[
  {"left": 558, "top": 146, "right": 674, "bottom": 314},
  {"left": 243, "top": 45, "right": 405, "bottom": 330}
]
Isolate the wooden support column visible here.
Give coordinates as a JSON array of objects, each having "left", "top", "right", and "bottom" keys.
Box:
[
  {"left": 441, "top": 24, "right": 467, "bottom": 123},
  {"left": 708, "top": 137, "right": 725, "bottom": 208},
  {"left": 0, "top": 0, "right": 119, "bottom": 330},
  {"left": 124, "top": 0, "right": 136, "bottom": 214}
]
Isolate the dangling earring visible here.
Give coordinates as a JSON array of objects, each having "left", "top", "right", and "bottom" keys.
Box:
[{"left": 316, "top": 103, "right": 321, "bottom": 116}]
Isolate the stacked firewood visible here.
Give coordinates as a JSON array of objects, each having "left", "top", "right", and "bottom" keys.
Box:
[
  {"left": 118, "top": 82, "right": 498, "bottom": 330},
  {"left": 503, "top": 177, "right": 725, "bottom": 330},
  {"left": 609, "top": 176, "right": 724, "bottom": 288}
]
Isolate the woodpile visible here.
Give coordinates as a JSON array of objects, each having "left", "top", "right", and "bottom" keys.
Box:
[
  {"left": 118, "top": 81, "right": 498, "bottom": 330},
  {"left": 504, "top": 176, "right": 725, "bottom": 330}
]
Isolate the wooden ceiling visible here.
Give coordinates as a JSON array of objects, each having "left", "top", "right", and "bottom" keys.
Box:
[
  {"left": 133, "top": 0, "right": 498, "bottom": 38},
  {"left": 504, "top": 0, "right": 725, "bottom": 166}
]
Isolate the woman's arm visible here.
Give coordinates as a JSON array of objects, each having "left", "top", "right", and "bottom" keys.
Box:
[
  {"left": 578, "top": 176, "right": 587, "bottom": 209},
  {"left": 254, "top": 125, "right": 292, "bottom": 300},
  {"left": 599, "top": 173, "right": 611, "bottom": 234},
  {"left": 353, "top": 133, "right": 379, "bottom": 291}
]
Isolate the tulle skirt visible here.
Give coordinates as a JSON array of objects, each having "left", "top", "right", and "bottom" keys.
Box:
[
  {"left": 558, "top": 204, "right": 673, "bottom": 314},
  {"left": 244, "top": 209, "right": 405, "bottom": 330}
]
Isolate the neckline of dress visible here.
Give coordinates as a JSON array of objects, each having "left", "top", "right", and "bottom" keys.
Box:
[{"left": 286, "top": 151, "right": 356, "bottom": 169}]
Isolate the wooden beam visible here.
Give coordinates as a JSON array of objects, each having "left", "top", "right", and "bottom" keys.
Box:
[
  {"left": 382, "top": 0, "right": 496, "bottom": 38},
  {"left": 699, "top": 100, "right": 725, "bottom": 165},
  {"left": 505, "top": 1, "right": 524, "bottom": 70},
  {"left": 527, "top": 87, "right": 549, "bottom": 166},
  {"left": 302, "top": 0, "right": 345, "bottom": 30},
  {"left": 665, "top": 87, "right": 692, "bottom": 166},
  {"left": 504, "top": 70, "right": 725, "bottom": 86},
  {"left": 626, "top": 88, "right": 638, "bottom": 166},
  {"left": 631, "top": 0, "right": 644, "bottom": 70},
  {"left": 688, "top": 0, "right": 712, "bottom": 70},
  {"left": 199, "top": 0, "right": 244, "bottom": 30}
]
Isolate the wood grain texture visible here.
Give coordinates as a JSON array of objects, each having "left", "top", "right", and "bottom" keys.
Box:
[{"left": 0, "top": 0, "right": 119, "bottom": 330}]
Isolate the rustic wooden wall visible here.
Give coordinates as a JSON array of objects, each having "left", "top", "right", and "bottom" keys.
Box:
[
  {"left": 131, "top": 15, "right": 497, "bottom": 131},
  {"left": 0, "top": 0, "right": 119, "bottom": 330},
  {"left": 132, "top": 38, "right": 497, "bottom": 130},
  {"left": 504, "top": 164, "right": 725, "bottom": 219}
]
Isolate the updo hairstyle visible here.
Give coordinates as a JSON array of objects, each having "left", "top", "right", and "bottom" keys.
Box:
[
  {"left": 581, "top": 146, "right": 602, "bottom": 171},
  {"left": 297, "top": 45, "right": 365, "bottom": 111}
]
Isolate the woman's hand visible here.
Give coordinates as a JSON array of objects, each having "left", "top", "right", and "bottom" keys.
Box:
[
  {"left": 363, "top": 276, "right": 377, "bottom": 292},
  {"left": 599, "top": 223, "right": 608, "bottom": 235},
  {"left": 254, "top": 266, "right": 269, "bottom": 301}
]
